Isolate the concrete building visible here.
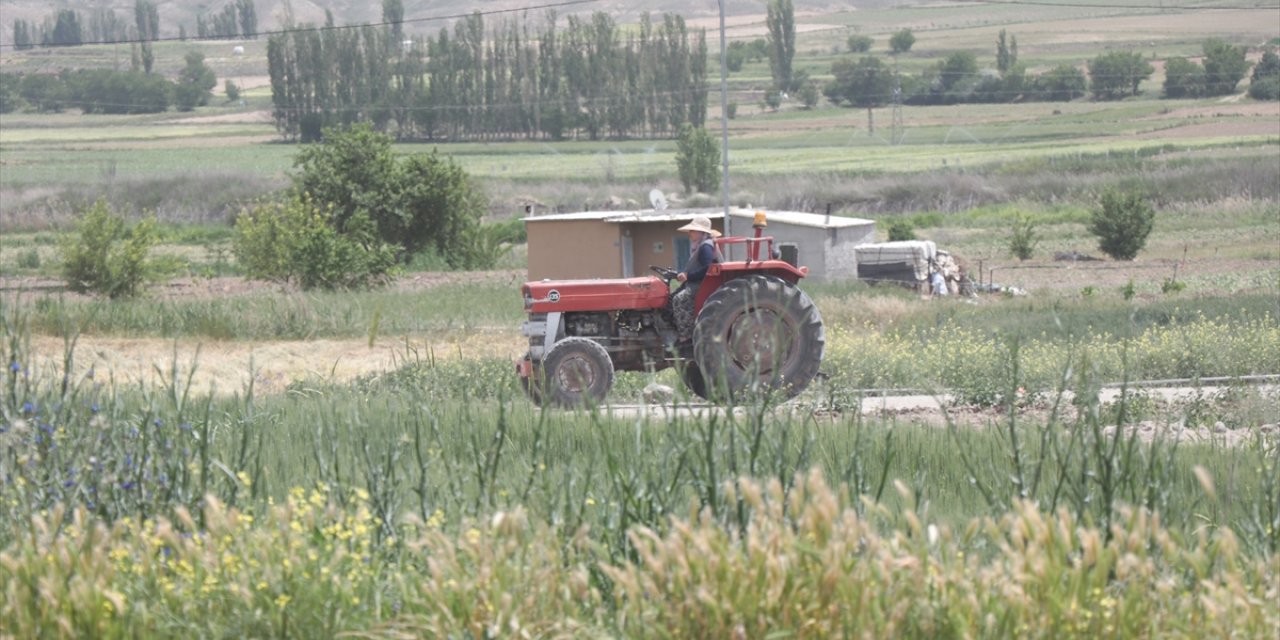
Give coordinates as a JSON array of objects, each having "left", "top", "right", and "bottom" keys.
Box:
[{"left": 524, "top": 207, "right": 876, "bottom": 283}]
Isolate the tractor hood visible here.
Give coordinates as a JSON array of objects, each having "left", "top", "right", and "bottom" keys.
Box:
[{"left": 523, "top": 276, "right": 670, "bottom": 313}]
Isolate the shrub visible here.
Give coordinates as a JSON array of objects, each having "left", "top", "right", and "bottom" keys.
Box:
[
  {"left": 291, "top": 124, "right": 488, "bottom": 268},
  {"left": 886, "top": 219, "right": 916, "bottom": 241},
  {"left": 889, "top": 28, "right": 915, "bottom": 54},
  {"left": 1247, "top": 50, "right": 1280, "bottom": 100},
  {"left": 233, "top": 195, "right": 398, "bottom": 290},
  {"left": 847, "top": 34, "right": 873, "bottom": 53},
  {"left": 59, "top": 200, "right": 159, "bottom": 298},
  {"left": 1008, "top": 213, "right": 1040, "bottom": 260},
  {"left": 1089, "top": 190, "right": 1155, "bottom": 260},
  {"left": 225, "top": 79, "right": 240, "bottom": 102},
  {"left": 675, "top": 123, "right": 720, "bottom": 194}
]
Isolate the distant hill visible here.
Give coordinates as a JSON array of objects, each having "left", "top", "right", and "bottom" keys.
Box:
[{"left": 0, "top": 0, "right": 901, "bottom": 47}]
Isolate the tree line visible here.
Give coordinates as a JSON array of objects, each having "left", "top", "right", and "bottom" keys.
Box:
[
  {"left": 0, "top": 53, "right": 218, "bottom": 115},
  {"left": 10, "top": 0, "right": 254, "bottom": 48},
  {"left": 823, "top": 30, "right": 1274, "bottom": 131},
  {"left": 266, "top": 11, "right": 708, "bottom": 142}
]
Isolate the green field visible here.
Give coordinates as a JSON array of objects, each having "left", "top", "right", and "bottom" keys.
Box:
[{"left": 1, "top": 0, "right": 1279, "bottom": 636}]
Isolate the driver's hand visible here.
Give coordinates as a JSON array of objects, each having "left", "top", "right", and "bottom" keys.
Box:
[{"left": 676, "top": 272, "right": 687, "bottom": 282}]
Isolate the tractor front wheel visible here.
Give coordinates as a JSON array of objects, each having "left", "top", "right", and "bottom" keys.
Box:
[
  {"left": 680, "top": 359, "right": 709, "bottom": 400},
  {"left": 693, "top": 275, "right": 824, "bottom": 401},
  {"left": 533, "top": 337, "right": 615, "bottom": 408}
]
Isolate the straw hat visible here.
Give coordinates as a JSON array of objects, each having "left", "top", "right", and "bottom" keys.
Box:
[{"left": 676, "top": 215, "right": 722, "bottom": 237}]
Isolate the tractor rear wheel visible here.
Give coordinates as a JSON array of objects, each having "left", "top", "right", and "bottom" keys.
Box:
[
  {"left": 693, "top": 275, "right": 824, "bottom": 401},
  {"left": 536, "top": 337, "right": 614, "bottom": 408}
]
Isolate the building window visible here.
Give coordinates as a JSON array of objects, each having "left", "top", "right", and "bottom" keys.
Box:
[{"left": 779, "top": 243, "right": 799, "bottom": 267}]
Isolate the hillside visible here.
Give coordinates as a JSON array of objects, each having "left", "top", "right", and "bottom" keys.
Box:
[{"left": 0, "top": 0, "right": 909, "bottom": 47}]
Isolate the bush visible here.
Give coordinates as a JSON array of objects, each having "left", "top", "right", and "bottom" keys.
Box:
[
  {"left": 1089, "top": 190, "right": 1155, "bottom": 260},
  {"left": 1247, "top": 50, "right": 1280, "bottom": 100},
  {"left": 233, "top": 195, "right": 398, "bottom": 290},
  {"left": 1008, "top": 213, "right": 1039, "bottom": 260},
  {"left": 59, "top": 200, "right": 159, "bottom": 298},
  {"left": 847, "top": 34, "right": 873, "bottom": 53},
  {"left": 886, "top": 219, "right": 916, "bottom": 241},
  {"left": 674, "top": 123, "right": 720, "bottom": 194},
  {"left": 291, "top": 124, "right": 488, "bottom": 268},
  {"left": 889, "top": 28, "right": 915, "bottom": 54}
]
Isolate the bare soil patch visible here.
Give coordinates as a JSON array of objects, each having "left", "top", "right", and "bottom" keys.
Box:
[
  {"left": 8, "top": 271, "right": 530, "bottom": 395},
  {"left": 28, "top": 331, "right": 525, "bottom": 396},
  {"left": 165, "top": 110, "right": 274, "bottom": 125}
]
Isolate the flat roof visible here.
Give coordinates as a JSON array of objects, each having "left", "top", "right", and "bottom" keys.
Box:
[{"left": 524, "top": 207, "right": 874, "bottom": 229}]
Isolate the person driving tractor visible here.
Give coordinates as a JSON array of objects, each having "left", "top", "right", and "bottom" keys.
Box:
[{"left": 672, "top": 215, "right": 723, "bottom": 342}]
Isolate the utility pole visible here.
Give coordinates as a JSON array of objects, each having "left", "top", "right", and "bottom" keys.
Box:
[
  {"left": 717, "top": 0, "right": 731, "bottom": 239},
  {"left": 891, "top": 79, "right": 903, "bottom": 145}
]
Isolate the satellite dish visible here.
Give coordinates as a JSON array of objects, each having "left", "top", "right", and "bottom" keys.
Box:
[{"left": 649, "top": 189, "right": 668, "bottom": 211}]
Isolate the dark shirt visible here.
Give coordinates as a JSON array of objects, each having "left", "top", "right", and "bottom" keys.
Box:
[{"left": 684, "top": 239, "right": 721, "bottom": 283}]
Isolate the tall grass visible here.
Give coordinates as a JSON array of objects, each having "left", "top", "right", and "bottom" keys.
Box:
[
  {"left": 2, "top": 289, "right": 1277, "bottom": 636},
  {"left": 17, "top": 279, "right": 524, "bottom": 340}
]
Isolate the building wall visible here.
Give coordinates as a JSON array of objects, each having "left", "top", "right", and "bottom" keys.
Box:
[
  {"left": 826, "top": 224, "right": 877, "bottom": 282},
  {"left": 526, "top": 219, "right": 622, "bottom": 280},
  {"left": 727, "top": 218, "right": 875, "bottom": 283},
  {"left": 623, "top": 219, "right": 726, "bottom": 277},
  {"left": 526, "top": 215, "right": 874, "bottom": 283}
]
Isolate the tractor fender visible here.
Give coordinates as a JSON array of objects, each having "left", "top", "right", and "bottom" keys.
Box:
[{"left": 521, "top": 311, "right": 564, "bottom": 361}]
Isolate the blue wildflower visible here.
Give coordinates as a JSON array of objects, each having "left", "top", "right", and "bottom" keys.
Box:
[
  {"left": 8, "top": 362, "right": 19, "bottom": 373},
  {"left": 21, "top": 402, "right": 34, "bottom": 414}
]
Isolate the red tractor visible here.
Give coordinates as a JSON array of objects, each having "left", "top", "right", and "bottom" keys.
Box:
[{"left": 516, "top": 212, "right": 824, "bottom": 407}]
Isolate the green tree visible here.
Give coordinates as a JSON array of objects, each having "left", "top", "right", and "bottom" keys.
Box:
[
  {"left": 133, "top": 0, "right": 159, "bottom": 41},
  {"left": 174, "top": 51, "right": 217, "bottom": 111},
  {"left": 996, "top": 29, "right": 1018, "bottom": 74},
  {"left": 847, "top": 34, "right": 873, "bottom": 53},
  {"left": 13, "top": 19, "right": 34, "bottom": 50},
  {"left": 225, "top": 79, "right": 240, "bottom": 102},
  {"left": 938, "top": 51, "right": 979, "bottom": 95},
  {"left": 766, "top": 0, "right": 796, "bottom": 92},
  {"left": 383, "top": 0, "right": 404, "bottom": 43},
  {"left": 1089, "top": 190, "right": 1155, "bottom": 261},
  {"left": 291, "top": 124, "right": 489, "bottom": 268},
  {"left": 824, "top": 56, "right": 893, "bottom": 133},
  {"left": 237, "top": 0, "right": 257, "bottom": 39},
  {"left": 1088, "top": 51, "right": 1152, "bottom": 100},
  {"left": 60, "top": 200, "right": 159, "bottom": 299},
  {"left": 1247, "top": 50, "right": 1280, "bottom": 100},
  {"left": 1033, "top": 64, "right": 1086, "bottom": 101},
  {"left": 19, "top": 74, "right": 66, "bottom": 112},
  {"left": 46, "top": 10, "right": 83, "bottom": 46},
  {"left": 889, "top": 28, "right": 915, "bottom": 54},
  {"left": 798, "top": 82, "right": 819, "bottom": 109},
  {"left": 1163, "top": 57, "right": 1205, "bottom": 98},
  {"left": 234, "top": 195, "right": 397, "bottom": 289},
  {"left": 0, "top": 74, "right": 21, "bottom": 113},
  {"left": 1201, "top": 38, "right": 1249, "bottom": 96},
  {"left": 675, "top": 123, "right": 720, "bottom": 194}
]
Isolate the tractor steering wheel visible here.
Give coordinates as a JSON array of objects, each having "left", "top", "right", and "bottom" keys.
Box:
[{"left": 650, "top": 265, "right": 679, "bottom": 282}]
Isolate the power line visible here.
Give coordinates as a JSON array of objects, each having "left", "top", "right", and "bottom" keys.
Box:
[
  {"left": 942, "top": 0, "right": 1278, "bottom": 10},
  {"left": 0, "top": 0, "right": 603, "bottom": 51}
]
